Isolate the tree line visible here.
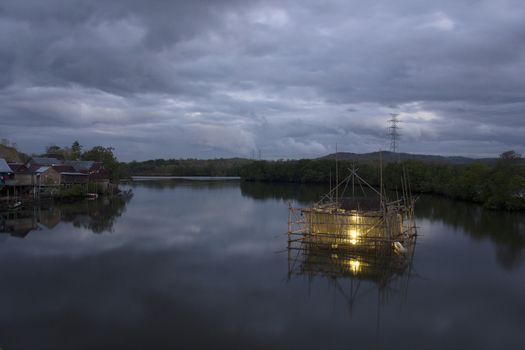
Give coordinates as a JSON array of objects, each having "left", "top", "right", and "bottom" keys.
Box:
[
  {"left": 122, "top": 150, "right": 525, "bottom": 210},
  {"left": 20, "top": 140, "right": 525, "bottom": 210},
  {"left": 126, "top": 158, "right": 250, "bottom": 177},
  {"left": 239, "top": 151, "right": 525, "bottom": 210}
]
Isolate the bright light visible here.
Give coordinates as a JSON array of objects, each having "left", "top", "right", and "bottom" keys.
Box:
[
  {"left": 348, "top": 229, "right": 358, "bottom": 245},
  {"left": 348, "top": 259, "right": 361, "bottom": 274}
]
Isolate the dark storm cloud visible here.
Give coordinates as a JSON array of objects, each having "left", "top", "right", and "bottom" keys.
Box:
[{"left": 1, "top": 0, "right": 524, "bottom": 159}]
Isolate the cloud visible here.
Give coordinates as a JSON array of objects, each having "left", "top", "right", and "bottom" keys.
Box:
[{"left": 1, "top": 0, "right": 524, "bottom": 160}]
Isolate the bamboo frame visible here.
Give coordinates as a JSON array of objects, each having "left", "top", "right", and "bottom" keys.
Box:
[{"left": 285, "top": 159, "right": 420, "bottom": 316}]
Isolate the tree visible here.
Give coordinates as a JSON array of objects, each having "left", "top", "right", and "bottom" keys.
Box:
[
  {"left": 81, "top": 146, "right": 128, "bottom": 182},
  {"left": 46, "top": 143, "right": 62, "bottom": 154},
  {"left": 500, "top": 150, "right": 521, "bottom": 160},
  {"left": 71, "top": 140, "right": 82, "bottom": 160},
  {"left": 81, "top": 146, "right": 117, "bottom": 164}
]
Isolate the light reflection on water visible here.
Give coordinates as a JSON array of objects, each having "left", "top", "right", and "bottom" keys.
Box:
[{"left": 0, "top": 179, "right": 524, "bottom": 349}]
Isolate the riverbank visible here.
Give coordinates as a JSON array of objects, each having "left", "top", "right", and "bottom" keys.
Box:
[
  {"left": 0, "top": 183, "right": 127, "bottom": 211},
  {"left": 130, "top": 176, "right": 240, "bottom": 181},
  {"left": 238, "top": 158, "right": 525, "bottom": 211}
]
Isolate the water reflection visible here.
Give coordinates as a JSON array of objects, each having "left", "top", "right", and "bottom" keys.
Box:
[
  {"left": 128, "top": 178, "right": 240, "bottom": 191},
  {"left": 0, "top": 193, "right": 132, "bottom": 237},
  {"left": 0, "top": 180, "right": 524, "bottom": 349},
  {"left": 416, "top": 195, "right": 525, "bottom": 270},
  {"left": 240, "top": 182, "right": 525, "bottom": 271},
  {"left": 240, "top": 181, "right": 329, "bottom": 204},
  {"left": 288, "top": 236, "right": 417, "bottom": 314}
]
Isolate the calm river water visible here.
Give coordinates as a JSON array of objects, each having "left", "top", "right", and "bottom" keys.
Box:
[{"left": 1, "top": 179, "right": 524, "bottom": 349}]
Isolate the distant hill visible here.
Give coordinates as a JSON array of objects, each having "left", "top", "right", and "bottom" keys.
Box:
[
  {"left": 0, "top": 144, "right": 28, "bottom": 163},
  {"left": 319, "top": 151, "right": 498, "bottom": 165}
]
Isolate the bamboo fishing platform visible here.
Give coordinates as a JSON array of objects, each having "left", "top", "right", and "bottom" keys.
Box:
[{"left": 287, "top": 164, "right": 418, "bottom": 279}]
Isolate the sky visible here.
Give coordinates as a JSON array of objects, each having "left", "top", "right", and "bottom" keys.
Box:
[{"left": 1, "top": 0, "right": 524, "bottom": 161}]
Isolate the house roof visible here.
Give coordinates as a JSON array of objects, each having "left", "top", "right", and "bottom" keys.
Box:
[
  {"left": 31, "top": 157, "right": 61, "bottom": 166},
  {"left": 41, "top": 153, "right": 65, "bottom": 161},
  {"left": 51, "top": 165, "right": 76, "bottom": 173},
  {"left": 0, "top": 158, "right": 13, "bottom": 173},
  {"left": 63, "top": 160, "right": 96, "bottom": 172},
  {"left": 60, "top": 172, "right": 89, "bottom": 176},
  {"left": 34, "top": 166, "right": 51, "bottom": 174},
  {"left": 7, "top": 163, "right": 28, "bottom": 173},
  {"left": 28, "top": 164, "right": 42, "bottom": 172}
]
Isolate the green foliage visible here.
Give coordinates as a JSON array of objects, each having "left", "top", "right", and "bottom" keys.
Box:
[
  {"left": 0, "top": 143, "right": 25, "bottom": 162},
  {"left": 54, "top": 185, "right": 87, "bottom": 198},
  {"left": 500, "top": 150, "right": 521, "bottom": 160},
  {"left": 126, "top": 158, "right": 250, "bottom": 177},
  {"left": 238, "top": 155, "right": 525, "bottom": 211},
  {"left": 114, "top": 162, "right": 131, "bottom": 182},
  {"left": 87, "top": 182, "right": 109, "bottom": 195},
  {"left": 71, "top": 140, "right": 82, "bottom": 160},
  {"left": 43, "top": 143, "right": 76, "bottom": 160},
  {"left": 46, "top": 144, "right": 62, "bottom": 154},
  {"left": 81, "top": 146, "right": 127, "bottom": 182},
  {"left": 240, "top": 159, "right": 380, "bottom": 185},
  {"left": 81, "top": 146, "right": 117, "bottom": 164}
]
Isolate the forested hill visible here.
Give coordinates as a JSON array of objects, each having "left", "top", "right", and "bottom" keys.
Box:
[
  {"left": 0, "top": 144, "right": 28, "bottom": 163},
  {"left": 124, "top": 151, "right": 521, "bottom": 178},
  {"left": 320, "top": 151, "right": 498, "bottom": 165}
]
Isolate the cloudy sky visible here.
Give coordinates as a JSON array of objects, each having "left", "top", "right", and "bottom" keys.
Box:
[{"left": 1, "top": 0, "right": 524, "bottom": 161}]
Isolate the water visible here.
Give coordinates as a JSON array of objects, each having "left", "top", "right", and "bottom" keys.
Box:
[{"left": 1, "top": 179, "right": 524, "bottom": 349}]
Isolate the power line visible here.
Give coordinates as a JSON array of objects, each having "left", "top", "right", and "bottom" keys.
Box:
[{"left": 387, "top": 113, "right": 401, "bottom": 153}]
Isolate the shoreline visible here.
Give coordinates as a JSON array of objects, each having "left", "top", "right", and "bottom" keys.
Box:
[{"left": 130, "top": 176, "right": 241, "bottom": 181}]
